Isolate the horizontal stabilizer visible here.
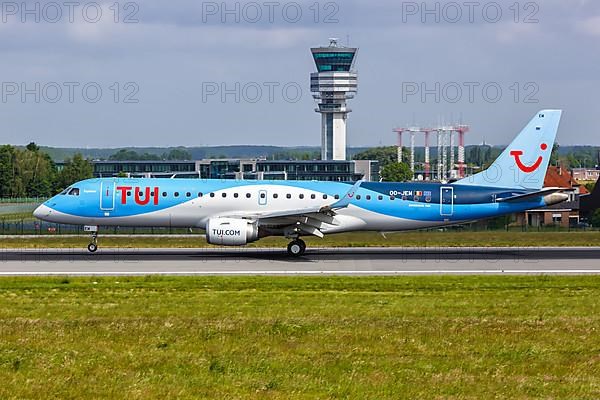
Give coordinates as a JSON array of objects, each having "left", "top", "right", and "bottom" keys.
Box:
[{"left": 496, "top": 187, "right": 564, "bottom": 203}]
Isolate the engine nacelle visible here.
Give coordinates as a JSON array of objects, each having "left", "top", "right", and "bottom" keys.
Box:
[{"left": 205, "top": 218, "right": 259, "bottom": 246}]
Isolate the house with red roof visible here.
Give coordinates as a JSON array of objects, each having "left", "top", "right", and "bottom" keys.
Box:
[{"left": 515, "top": 166, "right": 589, "bottom": 228}]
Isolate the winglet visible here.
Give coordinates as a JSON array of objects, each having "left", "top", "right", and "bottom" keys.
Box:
[{"left": 329, "top": 180, "right": 363, "bottom": 209}]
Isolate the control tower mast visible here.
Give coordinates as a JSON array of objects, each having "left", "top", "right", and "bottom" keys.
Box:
[{"left": 310, "top": 38, "right": 358, "bottom": 160}]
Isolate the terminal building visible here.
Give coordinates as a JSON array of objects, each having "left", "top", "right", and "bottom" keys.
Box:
[{"left": 87, "top": 159, "right": 379, "bottom": 182}]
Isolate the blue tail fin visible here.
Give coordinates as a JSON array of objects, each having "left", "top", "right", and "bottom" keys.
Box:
[{"left": 457, "top": 110, "right": 562, "bottom": 190}]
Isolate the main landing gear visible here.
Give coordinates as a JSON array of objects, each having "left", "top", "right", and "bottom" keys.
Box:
[
  {"left": 287, "top": 239, "right": 306, "bottom": 257},
  {"left": 84, "top": 225, "right": 99, "bottom": 253}
]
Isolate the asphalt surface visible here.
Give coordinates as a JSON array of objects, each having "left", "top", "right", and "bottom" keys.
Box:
[{"left": 0, "top": 247, "right": 598, "bottom": 275}]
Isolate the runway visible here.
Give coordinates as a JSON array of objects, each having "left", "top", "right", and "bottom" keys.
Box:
[{"left": 0, "top": 247, "right": 598, "bottom": 275}]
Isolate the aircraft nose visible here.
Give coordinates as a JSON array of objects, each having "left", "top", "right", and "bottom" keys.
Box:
[{"left": 33, "top": 204, "right": 53, "bottom": 220}]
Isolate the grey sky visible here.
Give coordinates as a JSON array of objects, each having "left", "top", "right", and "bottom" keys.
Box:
[{"left": 1, "top": 0, "right": 599, "bottom": 148}]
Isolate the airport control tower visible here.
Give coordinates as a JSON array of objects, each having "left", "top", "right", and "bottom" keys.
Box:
[{"left": 310, "top": 39, "right": 358, "bottom": 161}]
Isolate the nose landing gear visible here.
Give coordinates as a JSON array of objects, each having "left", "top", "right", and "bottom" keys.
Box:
[
  {"left": 87, "top": 237, "right": 98, "bottom": 253},
  {"left": 84, "top": 226, "right": 99, "bottom": 253},
  {"left": 287, "top": 239, "right": 306, "bottom": 257}
]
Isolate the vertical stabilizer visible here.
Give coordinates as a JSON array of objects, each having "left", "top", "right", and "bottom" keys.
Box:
[{"left": 457, "top": 110, "right": 562, "bottom": 190}]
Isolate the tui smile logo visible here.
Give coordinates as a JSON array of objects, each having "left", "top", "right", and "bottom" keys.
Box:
[{"left": 510, "top": 143, "right": 548, "bottom": 173}]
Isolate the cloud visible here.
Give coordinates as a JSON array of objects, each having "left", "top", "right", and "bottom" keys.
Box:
[
  {"left": 493, "top": 22, "right": 543, "bottom": 44},
  {"left": 578, "top": 16, "right": 600, "bottom": 36},
  {"left": 1, "top": 0, "right": 599, "bottom": 147}
]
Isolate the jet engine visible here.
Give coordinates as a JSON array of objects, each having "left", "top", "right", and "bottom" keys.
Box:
[{"left": 205, "top": 217, "right": 259, "bottom": 246}]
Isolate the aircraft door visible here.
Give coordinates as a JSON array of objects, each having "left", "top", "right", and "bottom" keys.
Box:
[
  {"left": 258, "top": 189, "right": 268, "bottom": 206},
  {"left": 100, "top": 179, "right": 115, "bottom": 211},
  {"left": 440, "top": 187, "right": 454, "bottom": 217}
]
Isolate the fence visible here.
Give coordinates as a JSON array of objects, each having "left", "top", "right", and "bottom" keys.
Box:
[
  {"left": 0, "top": 218, "right": 596, "bottom": 236},
  {"left": 0, "top": 197, "right": 47, "bottom": 204},
  {"left": 0, "top": 218, "right": 205, "bottom": 236}
]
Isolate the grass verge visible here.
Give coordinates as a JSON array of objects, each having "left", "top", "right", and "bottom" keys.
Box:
[
  {"left": 1, "top": 230, "right": 599, "bottom": 249},
  {"left": 0, "top": 276, "right": 599, "bottom": 399}
]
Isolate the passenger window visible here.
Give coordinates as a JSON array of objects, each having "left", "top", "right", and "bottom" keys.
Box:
[
  {"left": 186, "top": 192, "right": 191, "bottom": 197},
  {"left": 162, "top": 192, "right": 167, "bottom": 197},
  {"left": 260, "top": 193, "right": 266, "bottom": 199},
  {"left": 286, "top": 194, "right": 291, "bottom": 199},
  {"left": 390, "top": 195, "right": 396, "bottom": 200},
  {"left": 334, "top": 194, "right": 340, "bottom": 199},
  {"left": 311, "top": 194, "right": 316, "bottom": 199},
  {"left": 356, "top": 195, "right": 361, "bottom": 200},
  {"left": 222, "top": 193, "right": 227, "bottom": 198},
  {"left": 378, "top": 195, "right": 383, "bottom": 200},
  {"left": 246, "top": 193, "right": 251, "bottom": 198},
  {"left": 198, "top": 192, "right": 203, "bottom": 197},
  {"left": 234, "top": 193, "right": 239, "bottom": 198},
  {"left": 273, "top": 194, "right": 279, "bottom": 199},
  {"left": 366, "top": 195, "right": 371, "bottom": 200},
  {"left": 127, "top": 191, "right": 132, "bottom": 197},
  {"left": 323, "top": 194, "right": 328, "bottom": 199},
  {"left": 174, "top": 192, "right": 179, "bottom": 197},
  {"left": 299, "top": 194, "right": 304, "bottom": 199},
  {"left": 210, "top": 193, "right": 215, "bottom": 198}
]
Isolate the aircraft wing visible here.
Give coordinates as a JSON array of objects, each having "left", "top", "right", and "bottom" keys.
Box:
[
  {"left": 220, "top": 180, "right": 364, "bottom": 238},
  {"left": 248, "top": 179, "right": 363, "bottom": 219},
  {"left": 496, "top": 187, "right": 564, "bottom": 202}
]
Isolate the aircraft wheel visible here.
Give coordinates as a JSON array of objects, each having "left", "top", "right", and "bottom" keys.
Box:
[
  {"left": 87, "top": 243, "right": 98, "bottom": 253},
  {"left": 297, "top": 239, "right": 306, "bottom": 253},
  {"left": 287, "top": 239, "right": 306, "bottom": 257}
]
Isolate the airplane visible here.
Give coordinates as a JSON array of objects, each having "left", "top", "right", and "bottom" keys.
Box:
[{"left": 34, "top": 110, "right": 568, "bottom": 256}]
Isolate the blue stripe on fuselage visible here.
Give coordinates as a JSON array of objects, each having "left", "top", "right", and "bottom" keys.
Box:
[{"left": 43, "top": 178, "right": 546, "bottom": 223}]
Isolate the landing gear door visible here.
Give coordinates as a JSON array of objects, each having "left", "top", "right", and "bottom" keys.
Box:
[
  {"left": 100, "top": 179, "right": 115, "bottom": 211},
  {"left": 440, "top": 186, "right": 454, "bottom": 217}
]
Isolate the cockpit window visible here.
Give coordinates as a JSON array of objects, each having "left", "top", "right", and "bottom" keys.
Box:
[
  {"left": 67, "top": 187, "right": 80, "bottom": 196},
  {"left": 59, "top": 188, "right": 70, "bottom": 195}
]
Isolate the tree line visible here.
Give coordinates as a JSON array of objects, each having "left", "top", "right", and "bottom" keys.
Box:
[
  {"left": 108, "top": 148, "right": 192, "bottom": 161},
  {"left": 0, "top": 143, "right": 93, "bottom": 198}
]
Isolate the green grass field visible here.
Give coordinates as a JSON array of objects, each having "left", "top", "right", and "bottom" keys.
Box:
[
  {"left": 1, "top": 276, "right": 599, "bottom": 399},
  {"left": 1, "top": 230, "right": 599, "bottom": 249}
]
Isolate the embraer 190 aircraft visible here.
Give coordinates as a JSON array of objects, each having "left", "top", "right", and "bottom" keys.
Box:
[{"left": 34, "top": 110, "right": 568, "bottom": 256}]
